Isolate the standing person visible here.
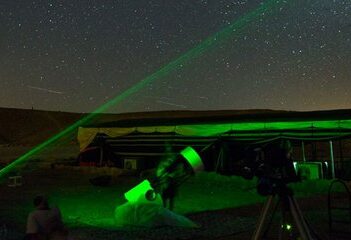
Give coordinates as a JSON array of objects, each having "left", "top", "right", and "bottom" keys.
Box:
[
  {"left": 155, "top": 144, "right": 178, "bottom": 211},
  {"left": 25, "top": 195, "right": 68, "bottom": 240},
  {"left": 161, "top": 176, "right": 177, "bottom": 211}
]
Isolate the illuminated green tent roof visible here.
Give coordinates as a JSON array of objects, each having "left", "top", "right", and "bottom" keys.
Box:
[{"left": 78, "top": 109, "right": 351, "bottom": 150}]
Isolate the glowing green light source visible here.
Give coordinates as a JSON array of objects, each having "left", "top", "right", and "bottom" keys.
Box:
[
  {"left": 293, "top": 162, "right": 298, "bottom": 172},
  {"left": 282, "top": 224, "right": 292, "bottom": 231},
  {"left": 0, "top": 0, "right": 288, "bottom": 179},
  {"left": 180, "top": 147, "right": 204, "bottom": 173},
  {"left": 124, "top": 180, "right": 153, "bottom": 203}
]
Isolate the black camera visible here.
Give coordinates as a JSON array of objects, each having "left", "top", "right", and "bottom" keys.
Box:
[{"left": 240, "top": 139, "right": 300, "bottom": 196}]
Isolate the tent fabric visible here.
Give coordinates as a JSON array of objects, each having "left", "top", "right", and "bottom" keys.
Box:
[
  {"left": 77, "top": 119, "right": 351, "bottom": 150},
  {"left": 78, "top": 127, "right": 134, "bottom": 150},
  {"left": 82, "top": 109, "right": 351, "bottom": 128},
  {"left": 114, "top": 202, "right": 198, "bottom": 228}
]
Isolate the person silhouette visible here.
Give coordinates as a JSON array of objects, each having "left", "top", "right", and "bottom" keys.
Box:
[
  {"left": 161, "top": 176, "right": 177, "bottom": 211},
  {"left": 25, "top": 195, "right": 68, "bottom": 240}
]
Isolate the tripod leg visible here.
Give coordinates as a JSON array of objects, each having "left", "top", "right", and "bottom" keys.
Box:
[
  {"left": 251, "top": 195, "right": 275, "bottom": 240},
  {"left": 279, "top": 195, "right": 293, "bottom": 240},
  {"left": 288, "top": 196, "right": 314, "bottom": 240},
  {"left": 279, "top": 204, "right": 286, "bottom": 240}
]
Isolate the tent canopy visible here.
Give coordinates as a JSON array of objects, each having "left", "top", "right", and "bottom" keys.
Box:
[{"left": 78, "top": 109, "right": 351, "bottom": 150}]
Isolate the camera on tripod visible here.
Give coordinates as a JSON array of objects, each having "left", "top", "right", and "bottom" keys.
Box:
[{"left": 240, "top": 139, "right": 300, "bottom": 196}]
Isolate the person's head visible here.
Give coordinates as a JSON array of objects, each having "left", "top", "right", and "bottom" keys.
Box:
[
  {"left": 33, "top": 195, "right": 49, "bottom": 209},
  {"left": 279, "top": 139, "right": 293, "bottom": 158}
]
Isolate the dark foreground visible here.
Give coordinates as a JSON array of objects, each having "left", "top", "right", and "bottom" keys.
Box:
[{"left": 0, "top": 167, "right": 350, "bottom": 240}]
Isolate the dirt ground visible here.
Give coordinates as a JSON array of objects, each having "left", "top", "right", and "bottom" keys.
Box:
[{"left": 0, "top": 167, "right": 350, "bottom": 240}]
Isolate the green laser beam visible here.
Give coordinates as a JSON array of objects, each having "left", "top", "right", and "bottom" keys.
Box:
[{"left": 0, "top": 0, "right": 289, "bottom": 178}]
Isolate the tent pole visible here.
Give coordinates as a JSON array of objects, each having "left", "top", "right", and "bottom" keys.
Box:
[
  {"left": 215, "top": 147, "right": 223, "bottom": 172},
  {"left": 329, "top": 141, "right": 335, "bottom": 179},
  {"left": 99, "top": 137, "right": 104, "bottom": 167},
  {"left": 301, "top": 141, "right": 306, "bottom": 162},
  {"left": 99, "top": 146, "right": 103, "bottom": 166}
]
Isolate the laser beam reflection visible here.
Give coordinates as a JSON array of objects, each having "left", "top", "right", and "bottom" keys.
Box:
[{"left": 0, "top": 0, "right": 289, "bottom": 178}]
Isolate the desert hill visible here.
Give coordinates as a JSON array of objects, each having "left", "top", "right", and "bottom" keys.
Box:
[
  {"left": 0, "top": 108, "right": 84, "bottom": 146},
  {"left": 0, "top": 107, "right": 286, "bottom": 164},
  {"left": 0, "top": 107, "right": 283, "bottom": 146},
  {"left": 1, "top": 107, "right": 351, "bottom": 146}
]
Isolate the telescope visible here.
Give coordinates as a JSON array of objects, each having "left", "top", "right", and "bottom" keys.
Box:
[
  {"left": 122, "top": 140, "right": 316, "bottom": 240},
  {"left": 123, "top": 139, "right": 299, "bottom": 203},
  {"left": 123, "top": 146, "right": 204, "bottom": 204}
]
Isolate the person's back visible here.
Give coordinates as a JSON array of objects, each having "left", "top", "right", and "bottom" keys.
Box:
[
  {"left": 25, "top": 196, "right": 67, "bottom": 240},
  {"left": 27, "top": 207, "right": 63, "bottom": 235}
]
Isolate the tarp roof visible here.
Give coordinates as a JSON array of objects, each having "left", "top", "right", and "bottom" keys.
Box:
[{"left": 78, "top": 109, "right": 351, "bottom": 150}]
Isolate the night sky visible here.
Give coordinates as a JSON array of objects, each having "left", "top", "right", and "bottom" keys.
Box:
[{"left": 0, "top": 0, "right": 350, "bottom": 113}]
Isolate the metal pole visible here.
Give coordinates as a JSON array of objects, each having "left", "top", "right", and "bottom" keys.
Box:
[
  {"left": 99, "top": 146, "right": 104, "bottom": 166},
  {"left": 329, "top": 141, "right": 335, "bottom": 179},
  {"left": 301, "top": 141, "right": 306, "bottom": 162},
  {"left": 99, "top": 136, "right": 104, "bottom": 167}
]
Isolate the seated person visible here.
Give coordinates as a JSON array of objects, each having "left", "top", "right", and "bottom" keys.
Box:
[{"left": 25, "top": 195, "right": 68, "bottom": 240}]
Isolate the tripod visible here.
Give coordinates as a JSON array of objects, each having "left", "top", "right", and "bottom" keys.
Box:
[{"left": 251, "top": 184, "right": 315, "bottom": 240}]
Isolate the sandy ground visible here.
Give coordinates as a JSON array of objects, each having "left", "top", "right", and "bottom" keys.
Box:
[{"left": 1, "top": 166, "right": 351, "bottom": 240}]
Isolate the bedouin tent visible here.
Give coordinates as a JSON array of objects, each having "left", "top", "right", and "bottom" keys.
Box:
[
  {"left": 78, "top": 109, "right": 351, "bottom": 150},
  {"left": 77, "top": 109, "right": 351, "bottom": 178}
]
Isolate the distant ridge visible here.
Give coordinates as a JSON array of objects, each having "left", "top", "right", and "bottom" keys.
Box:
[
  {"left": 0, "top": 107, "right": 83, "bottom": 145},
  {"left": 1, "top": 107, "right": 350, "bottom": 145},
  {"left": 0, "top": 108, "right": 272, "bottom": 145}
]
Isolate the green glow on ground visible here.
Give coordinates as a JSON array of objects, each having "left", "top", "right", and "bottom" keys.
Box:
[
  {"left": 282, "top": 224, "right": 292, "bottom": 231},
  {"left": 0, "top": 169, "right": 339, "bottom": 232},
  {"left": 0, "top": 0, "right": 288, "bottom": 179}
]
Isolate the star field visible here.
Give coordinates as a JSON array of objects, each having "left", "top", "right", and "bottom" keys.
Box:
[{"left": 0, "top": 0, "right": 350, "bottom": 113}]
